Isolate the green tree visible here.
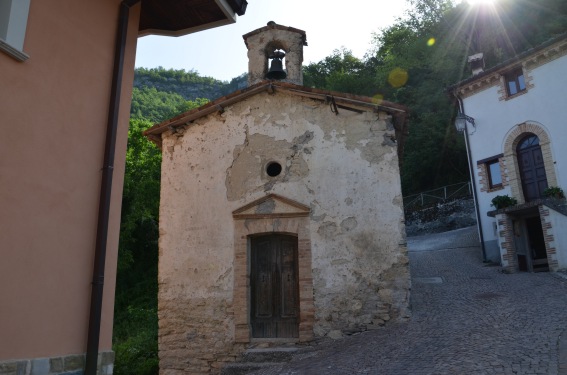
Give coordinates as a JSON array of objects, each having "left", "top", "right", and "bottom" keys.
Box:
[
  {"left": 370, "top": 1, "right": 470, "bottom": 194},
  {"left": 133, "top": 67, "right": 244, "bottom": 101},
  {"left": 113, "top": 118, "right": 161, "bottom": 375},
  {"left": 130, "top": 87, "right": 208, "bottom": 123},
  {"left": 114, "top": 93, "right": 208, "bottom": 375},
  {"left": 303, "top": 48, "right": 376, "bottom": 95}
]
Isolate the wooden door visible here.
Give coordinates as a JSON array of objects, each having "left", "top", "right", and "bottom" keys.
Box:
[
  {"left": 517, "top": 135, "right": 548, "bottom": 202},
  {"left": 250, "top": 234, "right": 299, "bottom": 338}
]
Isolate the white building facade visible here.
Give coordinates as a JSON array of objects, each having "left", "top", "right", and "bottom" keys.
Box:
[{"left": 452, "top": 35, "right": 567, "bottom": 272}]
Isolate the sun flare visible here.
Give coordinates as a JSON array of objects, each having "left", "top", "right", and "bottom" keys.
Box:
[{"left": 466, "top": 0, "right": 496, "bottom": 5}]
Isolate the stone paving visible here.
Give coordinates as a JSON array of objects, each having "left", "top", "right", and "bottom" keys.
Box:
[{"left": 251, "top": 226, "right": 567, "bottom": 375}]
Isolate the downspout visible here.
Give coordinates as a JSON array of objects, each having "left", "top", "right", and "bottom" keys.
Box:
[
  {"left": 454, "top": 94, "right": 488, "bottom": 262},
  {"left": 85, "top": 1, "right": 140, "bottom": 374}
]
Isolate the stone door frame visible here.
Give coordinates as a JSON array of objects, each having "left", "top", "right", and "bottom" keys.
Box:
[
  {"left": 503, "top": 122, "right": 557, "bottom": 204},
  {"left": 250, "top": 233, "right": 300, "bottom": 338},
  {"left": 232, "top": 195, "right": 315, "bottom": 343}
]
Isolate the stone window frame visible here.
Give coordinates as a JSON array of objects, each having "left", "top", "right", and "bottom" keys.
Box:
[
  {"left": 232, "top": 214, "right": 315, "bottom": 343},
  {"left": 502, "top": 122, "right": 557, "bottom": 204},
  {"left": 504, "top": 67, "right": 526, "bottom": 96},
  {"left": 497, "top": 64, "right": 534, "bottom": 101},
  {"left": 477, "top": 154, "right": 505, "bottom": 193},
  {"left": 0, "top": 0, "right": 31, "bottom": 61}
]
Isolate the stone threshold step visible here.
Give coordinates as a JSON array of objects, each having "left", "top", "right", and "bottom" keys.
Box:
[
  {"left": 221, "top": 362, "right": 282, "bottom": 375},
  {"left": 241, "top": 347, "right": 301, "bottom": 363}
]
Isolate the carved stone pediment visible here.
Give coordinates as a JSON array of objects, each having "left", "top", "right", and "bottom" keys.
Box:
[{"left": 232, "top": 194, "right": 310, "bottom": 219}]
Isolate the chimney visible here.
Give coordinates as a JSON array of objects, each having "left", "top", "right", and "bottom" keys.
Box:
[
  {"left": 243, "top": 22, "right": 307, "bottom": 86},
  {"left": 468, "top": 53, "right": 485, "bottom": 76}
]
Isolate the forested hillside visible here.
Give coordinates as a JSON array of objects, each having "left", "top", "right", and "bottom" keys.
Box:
[
  {"left": 133, "top": 67, "right": 247, "bottom": 102},
  {"left": 113, "top": 1, "right": 567, "bottom": 373}
]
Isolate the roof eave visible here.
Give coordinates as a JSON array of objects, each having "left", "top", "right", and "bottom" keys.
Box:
[
  {"left": 138, "top": 18, "right": 235, "bottom": 38},
  {"left": 449, "top": 33, "right": 567, "bottom": 93},
  {"left": 138, "top": 0, "right": 245, "bottom": 37},
  {"left": 143, "top": 81, "right": 408, "bottom": 138},
  {"left": 142, "top": 81, "right": 410, "bottom": 164}
]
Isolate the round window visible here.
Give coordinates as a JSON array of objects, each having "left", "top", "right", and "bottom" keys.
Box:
[{"left": 266, "top": 162, "right": 282, "bottom": 177}]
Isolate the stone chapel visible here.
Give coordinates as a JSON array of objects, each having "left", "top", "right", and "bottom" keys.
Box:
[{"left": 144, "top": 22, "right": 411, "bottom": 374}]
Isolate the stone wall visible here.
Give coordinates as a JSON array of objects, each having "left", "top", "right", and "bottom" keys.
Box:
[
  {"left": 0, "top": 351, "right": 114, "bottom": 375},
  {"left": 157, "top": 90, "right": 410, "bottom": 373},
  {"left": 404, "top": 197, "right": 477, "bottom": 237}
]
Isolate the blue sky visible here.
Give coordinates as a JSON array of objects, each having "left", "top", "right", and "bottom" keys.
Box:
[{"left": 135, "top": 0, "right": 411, "bottom": 81}]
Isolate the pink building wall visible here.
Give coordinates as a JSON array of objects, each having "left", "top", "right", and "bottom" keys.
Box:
[{"left": 0, "top": 0, "right": 139, "bottom": 360}]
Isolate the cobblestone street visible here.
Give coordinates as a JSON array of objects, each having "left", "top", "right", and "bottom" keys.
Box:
[{"left": 252, "top": 226, "right": 567, "bottom": 375}]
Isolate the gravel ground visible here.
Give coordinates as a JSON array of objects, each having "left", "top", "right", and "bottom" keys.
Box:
[{"left": 249, "top": 226, "right": 567, "bottom": 375}]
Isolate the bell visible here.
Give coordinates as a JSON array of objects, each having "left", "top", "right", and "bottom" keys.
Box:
[
  {"left": 266, "top": 50, "right": 287, "bottom": 80},
  {"left": 267, "top": 59, "right": 287, "bottom": 80}
]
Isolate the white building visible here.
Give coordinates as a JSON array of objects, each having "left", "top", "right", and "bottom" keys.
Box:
[{"left": 451, "top": 35, "right": 567, "bottom": 273}]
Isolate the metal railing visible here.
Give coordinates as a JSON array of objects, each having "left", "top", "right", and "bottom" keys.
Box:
[{"left": 403, "top": 181, "right": 472, "bottom": 212}]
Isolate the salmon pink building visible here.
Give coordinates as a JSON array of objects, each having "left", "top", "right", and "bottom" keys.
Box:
[{"left": 0, "top": 1, "right": 247, "bottom": 374}]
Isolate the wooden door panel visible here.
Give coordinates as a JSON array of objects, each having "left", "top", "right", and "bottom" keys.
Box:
[
  {"left": 518, "top": 144, "right": 548, "bottom": 202},
  {"left": 538, "top": 180, "right": 549, "bottom": 195},
  {"left": 533, "top": 149, "right": 544, "bottom": 164},
  {"left": 523, "top": 170, "right": 534, "bottom": 180},
  {"left": 523, "top": 182, "right": 538, "bottom": 201},
  {"left": 254, "top": 240, "right": 273, "bottom": 318},
  {"left": 280, "top": 239, "right": 298, "bottom": 318},
  {"left": 251, "top": 235, "right": 299, "bottom": 338},
  {"left": 519, "top": 153, "right": 532, "bottom": 167}
]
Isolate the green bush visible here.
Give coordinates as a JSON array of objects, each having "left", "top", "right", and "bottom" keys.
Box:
[
  {"left": 113, "top": 306, "right": 158, "bottom": 375},
  {"left": 543, "top": 186, "right": 565, "bottom": 199},
  {"left": 491, "top": 195, "right": 518, "bottom": 209}
]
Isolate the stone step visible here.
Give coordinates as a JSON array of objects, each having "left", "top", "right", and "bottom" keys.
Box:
[
  {"left": 220, "top": 362, "right": 281, "bottom": 375},
  {"left": 241, "top": 347, "right": 300, "bottom": 363},
  {"left": 221, "top": 347, "right": 313, "bottom": 375}
]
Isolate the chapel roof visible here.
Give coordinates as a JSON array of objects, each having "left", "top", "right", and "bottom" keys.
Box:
[{"left": 143, "top": 80, "right": 410, "bottom": 159}]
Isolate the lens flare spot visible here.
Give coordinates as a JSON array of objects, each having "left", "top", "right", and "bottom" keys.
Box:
[
  {"left": 388, "top": 68, "right": 409, "bottom": 88},
  {"left": 372, "top": 94, "right": 384, "bottom": 105},
  {"left": 427, "top": 38, "right": 436, "bottom": 46}
]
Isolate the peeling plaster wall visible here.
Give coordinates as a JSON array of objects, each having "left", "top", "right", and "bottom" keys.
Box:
[{"left": 158, "top": 91, "right": 410, "bottom": 374}]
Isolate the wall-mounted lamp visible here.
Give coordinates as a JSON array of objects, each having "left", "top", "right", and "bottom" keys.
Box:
[{"left": 454, "top": 112, "right": 475, "bottom": 132}]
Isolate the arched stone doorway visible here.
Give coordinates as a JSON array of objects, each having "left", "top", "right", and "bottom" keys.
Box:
[{"left": 503, "top": 122, "right": 557, "bottom": 204}]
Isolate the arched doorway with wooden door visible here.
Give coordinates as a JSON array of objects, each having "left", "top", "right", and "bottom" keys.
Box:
[
  {"left": 502, "top": 122, "right": 557, "bottom": 205},
  {"left": 516, "top": 133, "right": 548, "bottom": 202},
  {"left": 499, "top": 123, "right": 559, "bottom": 273}
]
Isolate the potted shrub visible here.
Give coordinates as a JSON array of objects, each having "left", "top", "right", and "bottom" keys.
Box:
[
  {"left": 491, "top": 195, "right": 518, "bottom": 209},
  {"left": 543, "top": 186, "right": 565, "bottom": 199}
]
